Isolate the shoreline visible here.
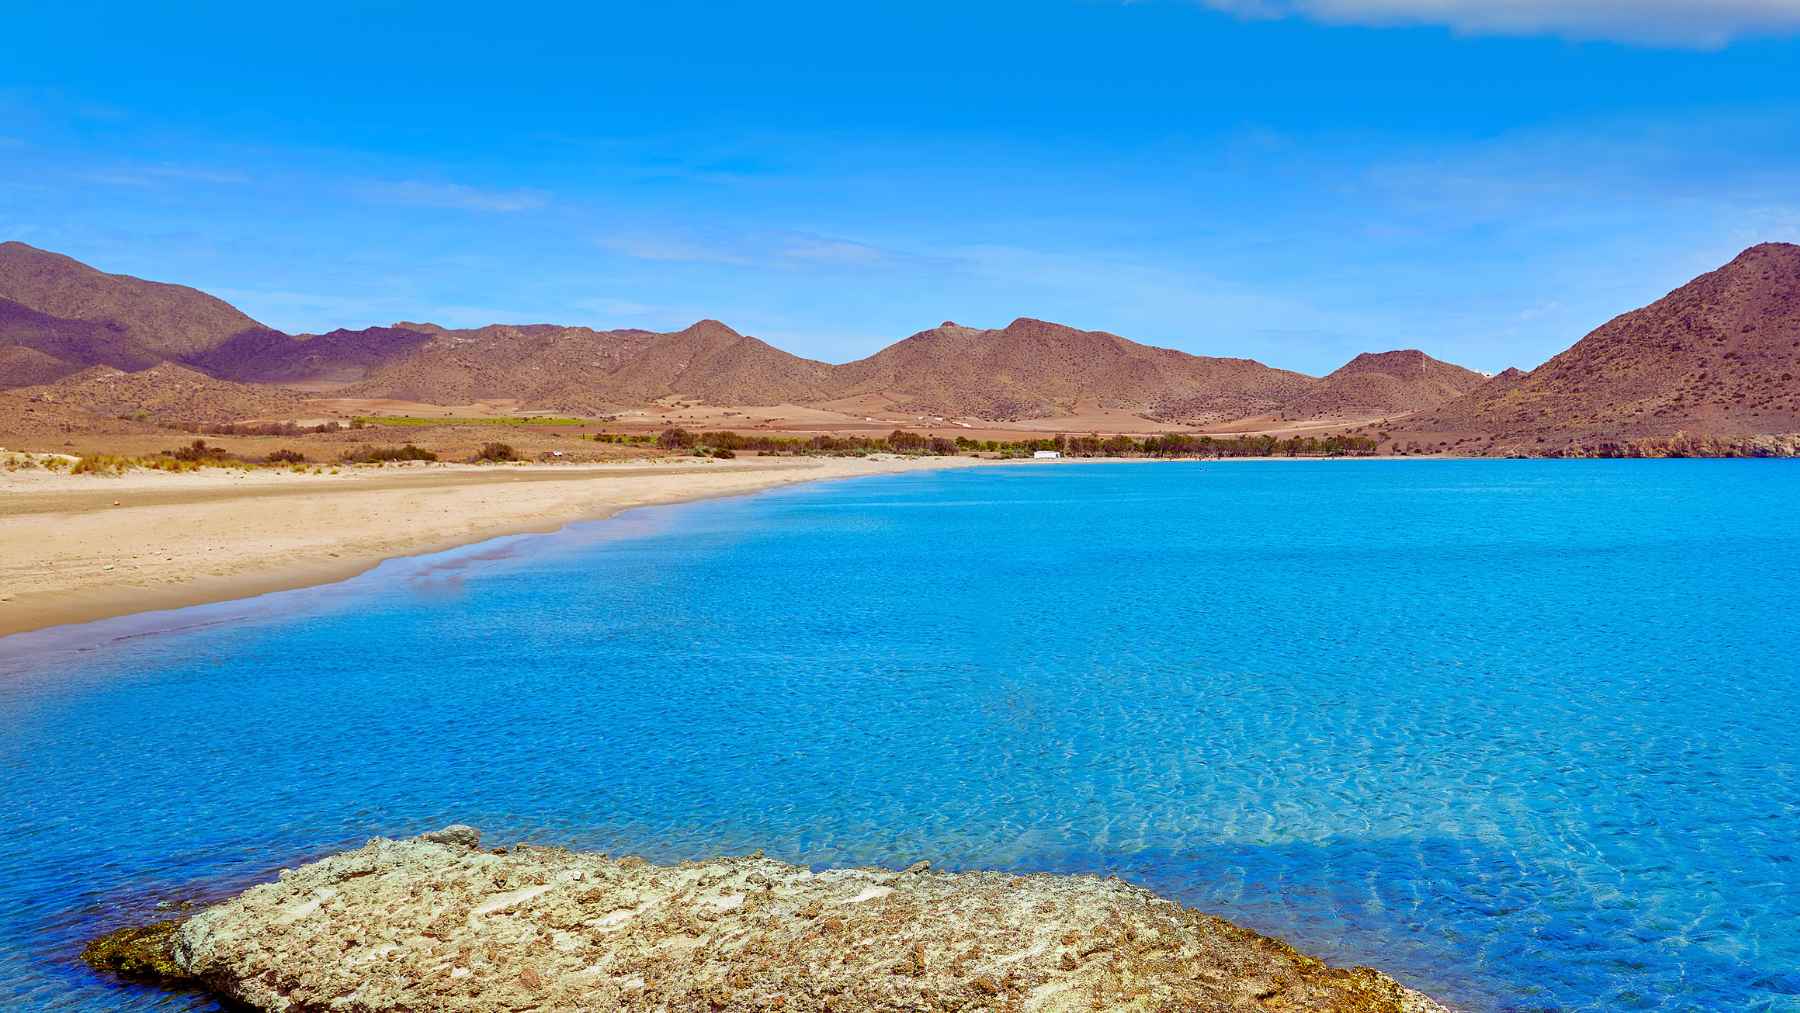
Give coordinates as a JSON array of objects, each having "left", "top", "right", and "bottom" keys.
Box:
[
  {"left": 0, "top": 456, "right": 992, "bottom": 640},
  {"left": 0, "top": 452, "right": 1685, "bottom": 642}
]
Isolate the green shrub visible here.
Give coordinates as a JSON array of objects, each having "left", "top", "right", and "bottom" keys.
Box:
[
  {"left": 473, "top": 442, "right": 518, "bottom": 462},
  {"left": 168, "top": 439, "right": 228, "bottom": 463},
  {"left": 340, "top": 444, "right": 438, "bottom": 464}
]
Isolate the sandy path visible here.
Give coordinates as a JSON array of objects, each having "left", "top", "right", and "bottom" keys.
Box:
[{"left": 0, "top": 456, "right": 984, "bottom": 638}]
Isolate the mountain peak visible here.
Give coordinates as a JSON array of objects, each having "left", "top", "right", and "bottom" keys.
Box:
[{"left": 679, "top": 319, "right": 743, "bottom": 339}]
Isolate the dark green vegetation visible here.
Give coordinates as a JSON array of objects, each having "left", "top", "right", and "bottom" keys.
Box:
[
  {"left": 179, "top": 420, "right": 350, "bottom": 437},
  {"left": 353, "top": 415, "right": 586, "bottom": 427},
  {"left": 598, "top": 428, "right": 1379, "bottom": 459},
  {"left": 80, "top": 920, "right": 190, "bottom": 985},
  {"left": 338, "top": 444, "right": 438, "bottom": 464},
  {"left": 167, "top": 439, "right": 230, "bottom": 463}
]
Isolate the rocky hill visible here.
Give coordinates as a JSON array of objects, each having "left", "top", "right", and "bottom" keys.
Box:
[
  {"left": 0, "top": 389, "right": 165, "bottom": 443},
  {"left": 337, "top": 323, "right": 660, "bottom": 408},
  {"left": 1400, "top": 243, "right": 1800, "bottom": 451},
  {"left": 829, "top": 318, "right": 1315, "bottom": 422},
  {"left": 1279, "top": 349, "right": 1486, "bottom": 419},
  {"left": 0, "top": 296, "right": 169, "bottom": 385},
  {"left": 599, "top": 319, "right": 836, "bottom": 407},
  {"left": 16, "top": 363, "right": 312, "bottom": 426},
  {"left": 190, "top": 325, "right": 436, "bottom": 386},
  {"left": 0, "top": 242, "right": 277, "bottom": 363}
]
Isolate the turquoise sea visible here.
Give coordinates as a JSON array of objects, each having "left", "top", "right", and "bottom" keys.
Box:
[{"left": 2, "top": 460, "right": 1797, "bottom": 1010}]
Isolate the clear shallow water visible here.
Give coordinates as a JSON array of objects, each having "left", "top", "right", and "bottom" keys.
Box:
[{"left": 2, "top": 460, "right": 1798, "bottom": 1011}]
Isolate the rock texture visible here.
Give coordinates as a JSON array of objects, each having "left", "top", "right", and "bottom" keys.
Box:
[{"left": 98, "top": 829, "right": 1449, "bottom": 1012}]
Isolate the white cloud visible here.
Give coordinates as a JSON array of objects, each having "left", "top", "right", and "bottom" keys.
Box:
[
  {"left": 1199, "top": 0, "right": 1800, "bottom": 47},
  {"left": 597, "top": 234, "right": 752, "bottom": 265},
  {"left": 571, "top": 296, "right": 663, "bottom": 318},
  {"left": 598, "top": 230, "right": 893, "bottom": 268},
  {"left": 781, "top": 236, "right": 885, "bottom": 264},
  {"left": 366, "top": 180, "right": 549, "bottom": 213},
  {"left": 82, "top": 164, "right": 250, "bottom": 187}
]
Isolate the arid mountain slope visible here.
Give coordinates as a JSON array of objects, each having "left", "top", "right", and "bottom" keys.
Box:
[
  {"left": 600, "top": 320, "right": 836, "bottom": 407},
  {"left": 829, "top": 318, "right": 1316, "bottom": 422},
  {"left": 17, "top": 363, "right": 312, "bottom": 426},
  {"left": 337, "top": 319, "right": 835, "bottom": 411},
  {"left": 0, "top": 242, "right": 276, "bottom": 361},
  {"left": 191, "top": 326, "right": 436, "bottom": 386},
  {"left": 1402, "top": 243, "right": 1800, "bottom": 448},
  {"left": 338, "top": 324, "right": 659, "bottom": 408},
  {"left": 0, "top": 345, "right": 82, "bottom": 388},
  {"left": 0, "top": 296, "right": 171, "bottom": 384},
  {"left": 0, "top": 389, "right": 165, "bottom": 443},
  {"left": 1279, "top": 350, "right": 1486, "bottom": 419}
]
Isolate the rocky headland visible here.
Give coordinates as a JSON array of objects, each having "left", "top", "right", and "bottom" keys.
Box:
[{"left": 86, "top": 827, "right": 1448, "bottom": 1012}]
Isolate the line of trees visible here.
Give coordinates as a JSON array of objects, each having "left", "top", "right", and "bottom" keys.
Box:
[{"left": 596, "top": 428, "right": 1377, "bottom": 459}]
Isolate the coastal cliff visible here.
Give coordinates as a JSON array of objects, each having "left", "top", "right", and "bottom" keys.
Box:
[{"left": 88, "top": 828, "right": 1448, "bottom": 1012}]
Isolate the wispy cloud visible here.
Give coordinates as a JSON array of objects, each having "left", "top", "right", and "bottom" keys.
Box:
[
  {"left": 364, "top": 180, "right": 549, "bottom": 213},
  {"left": 598, "top": 229, "right": 893, "bottom": 268},
  {"left": 145, "top": 165, "right": 251, "bottom": 184},
  {"left": 597, "top": 234, "right": 752, "bottom": 265},
  {"left": 82, "top": 163, "right": 251, "bottom": 187},
  {"left": 1198, "top": 0, "right": 1800, "bottom": 47},
  {"left": 571, "top": 296, "right": 663, "bottom": 318},
  {"left": 780, "top": 236, "right": 885, "bottom": 265}
]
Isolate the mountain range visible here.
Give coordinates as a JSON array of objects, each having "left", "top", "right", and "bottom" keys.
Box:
[{"left": 3, "top": 239, "right": 1798, "bottom": 452}]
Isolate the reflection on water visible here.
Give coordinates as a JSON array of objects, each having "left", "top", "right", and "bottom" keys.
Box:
[{"left": 1, "top": 460, "right": 1797, "bottom": 1011}]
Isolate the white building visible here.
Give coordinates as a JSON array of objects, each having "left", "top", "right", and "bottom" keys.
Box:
[{"left": 1033, "top": 450, "right": 1062, "bottom": 459}]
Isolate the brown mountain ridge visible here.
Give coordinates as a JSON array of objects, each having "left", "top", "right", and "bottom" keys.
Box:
[{"left": 3, "top": 240, "right": 1798, "bottom": 454}]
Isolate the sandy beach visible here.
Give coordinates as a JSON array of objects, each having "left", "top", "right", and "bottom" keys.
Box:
[{"left": 0, "top": 456, "right": 986, "bottom": 639}]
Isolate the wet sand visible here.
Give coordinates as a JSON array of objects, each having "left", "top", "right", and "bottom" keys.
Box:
[{"left": 0, "top": 456, "right": 986, "bottom": 638}]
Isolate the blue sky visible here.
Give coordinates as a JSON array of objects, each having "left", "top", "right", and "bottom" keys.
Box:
[{"left": 3, "top": 1, "right": 1798, "bottom": 374}]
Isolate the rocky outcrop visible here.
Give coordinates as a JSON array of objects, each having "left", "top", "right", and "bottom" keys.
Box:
[{"left": 90, "top": 828, "right": 1449, "bottom": 1012}]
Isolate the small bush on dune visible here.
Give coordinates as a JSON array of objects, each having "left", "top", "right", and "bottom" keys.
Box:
[
  {"left": 712, "top": 448, "right": 736, "bottom": 459},
  {"left": 339, "top": 444, "right": 438, "bottom": 464},
  {"left": 266, "top": 449, "right": 307, "bottom": 465},
  {"left": 168, "top": 439, "right": 229, "bottom": 463},
  {"left": 71, "top": 455, "right": 126, "bottom": 476},
  {"left": 473, "top": 442, "right": 518, "bottom": 462}
]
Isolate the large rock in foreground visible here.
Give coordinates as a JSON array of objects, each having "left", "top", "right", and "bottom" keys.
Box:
[{"left": 116, "top": 830, "right": 1449, "bottom": 1011}]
